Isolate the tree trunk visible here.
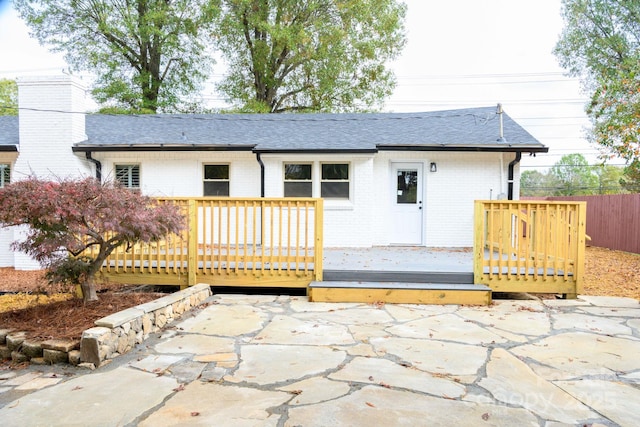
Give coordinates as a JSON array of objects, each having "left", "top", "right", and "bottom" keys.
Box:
[{"left": 81, "top": 277, "right": 99, "bottom": 303}]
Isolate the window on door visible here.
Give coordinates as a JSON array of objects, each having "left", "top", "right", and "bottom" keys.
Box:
[
  {"left": 203, "top": 164, "right": 230, "bottom": 196},
  {"left": 115, "top": 164, "right": 140, "bottom": 190},
  {"left": 396, "top": 169, "right": 418, "bottom": 204}
]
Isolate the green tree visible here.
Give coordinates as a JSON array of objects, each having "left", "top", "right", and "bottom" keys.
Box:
[
  {"left": 554, "top": 0, "right": 640, "bottom": 162},
  {"left": 620, "top": 159, "right": 640, "bottom": 193},
  {"left": 549, "top": 153, "right": 599, "bottom": 196},
  {"left": 520, "top": 170, "right": 557, "bottom": 197},
  {"left": 594, "top": 164, "right": 624, "bottom": 194},
  {"left": 0, "top": 79, "right": 18, "bottom": 116},
  {"left": 214, "top": 0, "right": 406, "bottom": 113},
  {"left": 15, "top": 0, "right": 220, "bottom": 113}
]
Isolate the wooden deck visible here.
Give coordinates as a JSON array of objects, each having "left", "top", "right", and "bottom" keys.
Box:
[
  {"left": 312, "top": 247, "right": 488, "bottom": 305},
  {"left": 474, "top": 200, "right": 586, "bottom": 299},
  {"left": 90, "top": 198, "right": 586, "bottom": 305},
  {"left": 92, "top": 197, "right": 324, "bottom": 288}
]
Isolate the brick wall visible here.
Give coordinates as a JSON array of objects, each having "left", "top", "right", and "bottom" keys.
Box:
[
  {"left": 96, "top": 151, "right": 261, "bottom": 197},
  {"left": 373, "top": 151, "right": 513, "bottom": 247},
  {"left": 102, "top": 150, "right": 514, "bottom": 248}
]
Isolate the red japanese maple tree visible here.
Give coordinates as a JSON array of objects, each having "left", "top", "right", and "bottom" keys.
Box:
[{"left": 0, "top": 177, "right": 184, "bottom": 302}]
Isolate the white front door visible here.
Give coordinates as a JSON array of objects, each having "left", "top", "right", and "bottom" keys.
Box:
[{"left": 390, "top": 163, "right": 423, "bottom": 245}]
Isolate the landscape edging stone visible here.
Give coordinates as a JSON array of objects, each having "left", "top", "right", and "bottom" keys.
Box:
[{"left": 0, "top": 284, "right": 212, "bottom": 367}]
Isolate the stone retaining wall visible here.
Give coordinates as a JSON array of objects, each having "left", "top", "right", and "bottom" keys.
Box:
[{"left": 0, "top": 284, "right": 212, "bottom": 367}]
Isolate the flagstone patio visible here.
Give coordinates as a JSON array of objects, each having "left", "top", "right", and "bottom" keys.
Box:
[{"left": 0, "top": 293, "right": 638, "bottom": 426}]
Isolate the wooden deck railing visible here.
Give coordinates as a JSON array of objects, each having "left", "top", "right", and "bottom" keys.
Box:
[
  {"left": 473, "top": 200, "right": 586, "bottom": 298},
  {"left": 93, "top": 198, "right": 324, "bottom": 288}
]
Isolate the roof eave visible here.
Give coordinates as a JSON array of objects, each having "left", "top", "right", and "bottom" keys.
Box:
[
  {"left": 72, "top": 144, "right": 256, "bottom": 152},
  {"left": 0, "top": 145, "right": 18, "bottom": 152},
  {"left": 376, "top": 145, "right": 549, "bottom": 153},
  {"left": 253, "top": 148, "right": 379, "bottom": 154}
]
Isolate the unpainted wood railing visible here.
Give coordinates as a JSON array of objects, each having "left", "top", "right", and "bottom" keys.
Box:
[
  {"left": 473, "top": 200, "right": 586, "bottom": 298},
  {"left": 92, "top": 197, "right": 323, "bottom": 288}
]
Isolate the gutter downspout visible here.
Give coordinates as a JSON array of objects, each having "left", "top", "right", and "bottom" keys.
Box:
[
  {"left": 507, "top": 152, "right": 521, "bottom": 200},
  {"left": 499, "top": 153, "right": 505, "bottom": 198},
  {"left": 255, "top": 152, "right": 265, "bottom": 197},
  {"left": 85, "top": 152, "right": 102, "bottom": 182}
]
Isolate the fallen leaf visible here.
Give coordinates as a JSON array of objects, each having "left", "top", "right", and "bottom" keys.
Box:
[
  {"left": 372, "top": 301, "right": 385, "bottom": 309},
  {"left": 482, "top": 413, "right": 490, "bottom": 421},
  {"left": 366, "top": 402, "right": 375, "bottom": 407},
  {"left": 173, "top": 384, "right": 186, "bottom": 392}
]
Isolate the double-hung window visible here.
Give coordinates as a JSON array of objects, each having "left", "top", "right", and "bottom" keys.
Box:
[
  {"left": 283, "top": 162, "right": 350, "bottom": 199},
  {"left": 284, "top": 163, "right": 312, "bottom": 197},
  {"left": 321, "top": 163, "right": 349, "bottom": 199},
  {"left": 203, "top": 164, "right": 230, "bottom": 196},
  {"left": 115, "top": 164, "right": 140, "bottom": 190},
  {"left": 0, "top": 163, "right": 9, "bottom": 188}
]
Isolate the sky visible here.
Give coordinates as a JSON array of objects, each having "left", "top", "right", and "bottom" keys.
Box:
[{"left": 0, "top": 0, "right": 601, "bottom": 171}]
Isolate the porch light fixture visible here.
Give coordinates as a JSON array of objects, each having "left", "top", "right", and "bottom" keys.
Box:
[{"left": 429, "top": 162, "right": 437, "bottom": 173}]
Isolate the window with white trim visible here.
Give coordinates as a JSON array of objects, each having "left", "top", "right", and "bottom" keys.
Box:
[
  {"left": 115, "top": 164, "right": 140, "bottom": 189},
  {"left": 321, "top": 163, "right": 349, "bottom": 199},
  {"left": 284, "top": 163, "right": 312, "bottom": 197},
  {"left": 0, "top": 163, "right": 9, "bottom": 188},
  {"left": 203, "top": 164, "right": 230, "bottom": 196}
]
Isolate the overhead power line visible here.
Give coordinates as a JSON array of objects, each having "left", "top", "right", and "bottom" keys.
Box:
[
  {"left": 394, "top": 72, "right": 569, "bottom": 80},
  {"left": 0, "top": 105, "right": 501, "bottom": 123}
]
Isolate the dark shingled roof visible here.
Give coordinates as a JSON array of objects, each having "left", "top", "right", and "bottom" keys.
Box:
[
  {"left": 0, "top": 116, "right": 19, "bottom": 151},
  {"left": 2, "top": 107, "right": 548, "bottom": 153}
]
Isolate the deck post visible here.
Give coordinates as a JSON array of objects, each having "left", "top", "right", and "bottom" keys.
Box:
[
  {"left": 571, "top": 201, "right": 587, "bottom": 298},
  {"left": 473, "top": 201, "right": 485, "bottom": 285},
  {"left": 187, "top": 199, "right": 198, "bottom": 288},
  {"left": 314, "top": 199, "right": 324, "bottom": 281}
]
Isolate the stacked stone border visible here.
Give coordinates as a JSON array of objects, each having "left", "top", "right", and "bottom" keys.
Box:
[{"left": 0, "top": 284, "right": 212, "bottom": 368}]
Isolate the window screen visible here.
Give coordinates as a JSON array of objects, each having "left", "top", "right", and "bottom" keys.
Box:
[
  {"left": 284, "top": 163, "right": 312, "bottom": 197},
  {"left": 321, "top": 163, "right": 349, "bottom": 199},
  {"left": 203, "top": 164, "right": 230, "bottom": 196}
]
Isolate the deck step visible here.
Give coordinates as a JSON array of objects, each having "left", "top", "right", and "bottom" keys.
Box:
[
  {"left": 322, "top": 270, "right": 474, "bottom": 284},
  {"left": 308, "top": 281, "right": 491, "bottom": 305}
]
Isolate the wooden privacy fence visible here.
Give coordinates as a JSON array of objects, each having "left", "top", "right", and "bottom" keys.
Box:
[
  {"left": 92, "top": 197, "right": 324, "bottom": 288},
  {"left": 473, "top": 200, "right": 586, "bottom": 297}
]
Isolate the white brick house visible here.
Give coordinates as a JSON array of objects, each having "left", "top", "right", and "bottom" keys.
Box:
[{"left": 0, "top": 76, "right": 548, "bottom": 269}]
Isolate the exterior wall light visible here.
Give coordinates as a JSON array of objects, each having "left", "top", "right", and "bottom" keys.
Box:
[{"left": 430, "top": 162, "right": 437, "bottom": 172}]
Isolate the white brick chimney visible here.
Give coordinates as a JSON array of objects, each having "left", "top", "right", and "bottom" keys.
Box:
[
  {"left": 13, "top": 75, "right": 92, "bottom": 180},
  {"left": 8, "top": 76, "right": 93, "bottom": 269}
]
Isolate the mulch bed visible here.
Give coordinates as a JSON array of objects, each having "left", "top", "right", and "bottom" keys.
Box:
[
  {"left": 583, "top": 246, "right": 640, "bottom": 300},
  {"left": 0, "top": 269, "right": 167, "bottom": 341},
  {"left": 0, "top": 292, "right": 165, "bottom": 341}
]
